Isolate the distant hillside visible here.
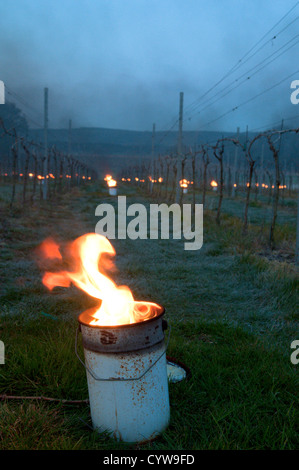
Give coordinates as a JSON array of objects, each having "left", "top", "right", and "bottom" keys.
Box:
[
  {"left": 28, "top": 127, "right": 237, "bottom": 156},
  {"left": 28, "top": 127, "right": 299, "bottom": 176}
]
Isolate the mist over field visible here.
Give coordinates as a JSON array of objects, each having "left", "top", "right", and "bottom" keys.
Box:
[{"left": 0, "top": 1, "right": 298, "bottom": 132}]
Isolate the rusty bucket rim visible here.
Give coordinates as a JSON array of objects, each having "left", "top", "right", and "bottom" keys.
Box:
[{"left": 78, "top": 303, "right": 165, "bottom": 329}]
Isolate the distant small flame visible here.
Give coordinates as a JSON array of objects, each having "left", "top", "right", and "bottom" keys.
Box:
[
  {"left": 210, "top": 180, "right": 218, "bottom": 187},
  {"left": 107, "top": 178, "right": 117, "bottom": 188},
  {"left": 180, "top": 179, "right": 188, "bottom": 188}
]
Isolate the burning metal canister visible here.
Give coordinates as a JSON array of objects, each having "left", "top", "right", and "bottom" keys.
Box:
[
  {"left": 105, "top": 175, "right": 118, "bottom": 195},
  {"left": 38, "top": 233, "right": 170, "bottom": 442},
  {"left": 180, "top": 179, "right": 188, "bottom": 194},
  {"left": 104, "top": 174, "right": 118, "bottom": 195},
  {"left": 210, "top": 180, "right": 218, "bottom": 191},
  {"left": 76, "top": 305, "right": 170, "bottom": 443}
]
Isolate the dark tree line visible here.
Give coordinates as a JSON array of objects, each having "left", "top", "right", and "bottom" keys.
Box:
[{"left": 0, "top": 118, "right": 97, "bottom": 209}]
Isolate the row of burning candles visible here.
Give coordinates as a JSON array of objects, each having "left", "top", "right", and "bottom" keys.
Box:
[
  {"left": 105, "top": 175, "right": 287, "bottom": 190},
  {"left": 0, "top": 172, "right": 91, "bottom": 180},
  {"left": 105, "top": 174, "right": 196, "bottom": 189}
]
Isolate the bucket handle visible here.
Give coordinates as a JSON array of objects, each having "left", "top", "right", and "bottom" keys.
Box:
[{"left": 75, "top": 322, "right": 171, "bottom": 382}]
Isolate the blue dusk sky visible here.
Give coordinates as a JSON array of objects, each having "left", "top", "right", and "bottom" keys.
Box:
[{"left": 0, "top": 0, "right": 298, "bottom": 133}]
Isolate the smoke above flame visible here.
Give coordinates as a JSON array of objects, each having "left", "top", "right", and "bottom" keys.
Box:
[{"left": 38, "top": 233, "right": 159, "bottom": 326}]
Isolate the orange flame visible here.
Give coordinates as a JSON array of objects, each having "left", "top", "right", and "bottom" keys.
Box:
[
  {"left": 107, "top": 178, "right": 117, "bottom": 188},
  {"left": 210, "top": 180, "right": 218, "bottom": 187},
  {"left": 179, "top": 179, "right": 188, "bottom": 188},
  {"left": 39, "top": 234, "right": 159, "bottom": 326},
  {"left": 39, "top": 238, "right": 62, "bottom": 260}
]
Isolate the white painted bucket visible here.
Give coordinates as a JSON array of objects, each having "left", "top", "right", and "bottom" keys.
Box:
[
  {"left": 76, "top": 306, "right": 170, "bottom": 443},
  {"left": 109, "top": 187, "right": 117, "bottom": 196}
]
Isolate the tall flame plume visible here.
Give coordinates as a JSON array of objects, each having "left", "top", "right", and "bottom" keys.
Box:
[{"left": 38, "top": 233, "right": 159, "bottom": 326}]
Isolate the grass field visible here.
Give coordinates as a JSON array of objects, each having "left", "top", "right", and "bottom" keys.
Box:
[{"left": 0, "top": 181, "right": 298, "bottom": 450}]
